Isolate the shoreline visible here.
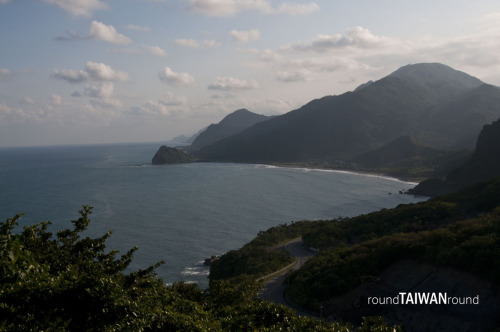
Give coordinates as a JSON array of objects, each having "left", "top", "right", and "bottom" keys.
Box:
[{"left": 261, "top": 162, "right": 424, "bottom": 186}]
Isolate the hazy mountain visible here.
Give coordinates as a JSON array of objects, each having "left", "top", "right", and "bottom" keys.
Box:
[
  {"left": 410, "top": 117, "right": 500, "bottom": 196},
  {"left": 164, "top": 135, "right": 191, "bottom": 146},
  {"left": 195, "top": 63, "right": 499, "bottom": 163},
  {"left": 388, "top": 62, "right": 483, "bottom": 91},
  {"left": 353, "top": 80, "right": 374, "bottom": 91},
  {"left": 189, "top": 109, "right": 272, "bottom": 150}
]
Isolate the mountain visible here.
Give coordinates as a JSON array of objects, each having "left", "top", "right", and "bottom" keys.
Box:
[
  {"left": 164, "top": 135, "right": 191, "bottom": 147},
  {"left": 151, "top": 146, "right": 194, "bottom": 165},
  {"left": 195, "top": 63, "right": 500, "bottom": 163},
  {"left": 349, "top": 136, "right": 470, "bottom": 179},
  {"left": 388, "top": 62, "right": 483, "bottom": 91},
  {"left": 189, "top": 109, "right": 272, "bottom": 150},
  {"left": 410, "top": 117, "right": 500, "bottom": 196}
]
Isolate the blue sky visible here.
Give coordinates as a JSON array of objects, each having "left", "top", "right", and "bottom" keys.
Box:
[{"left": 1, "top": 0, "right": 500, "bottom": 147}]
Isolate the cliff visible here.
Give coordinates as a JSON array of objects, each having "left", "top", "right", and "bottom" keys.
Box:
[
  {"left": 410, "top": 117, "right": 500, "bottom": 196},
  {"left": 151, "top": 145, "right": 194, "bottom": 165}
]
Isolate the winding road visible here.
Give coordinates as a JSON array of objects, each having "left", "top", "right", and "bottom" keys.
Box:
[{"left": 258, "top": 238, "right": 318, "bottom": 317}]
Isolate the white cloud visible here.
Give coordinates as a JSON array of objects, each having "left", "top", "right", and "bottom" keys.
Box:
[
  {"left": 109, "top": 45, "right": 167, "bottom": 57},
  {"left": 230, "top": 29, "right": 260, "bottom": 43},
  {"left": 80, "top": 83, "right": 121, "bottom": 108},
  {"left": 174, "top": 38, "right": 220, "bottom": 48},
  {"left": 132, "top": 92, "right": 189, "bottom": 116},
  {"left": 84, "top": 82, "right": 115, "bottom": 99},
  {"left": 49, "top": 94, "right": 62, "bottom": 106},
  {"left": 208, "top": 76, "right": 259, "bottom": 91},
  {"left": 288, "top": 57, "right": 371, "bottom": 72},
  {"left": 202, "top": 40, "right": 219, "bottom": 48},
  {"left": 0, "top": 103, "right": 12, "bottom": 115},
  {"left": 88, "top": 21, "right": 132, "bottom": 45},
  {"left": 0, "top": 68, "right": 11, "bottom": 76},
  {"left": 0, "top": 103, "right": 30, "bottom": 123},
  {"left": 188, "top": 0, "right": 272, "bottom": 17},
  {"left": 125, "top": 24, "right": 151, "bottom": 32},
  {"left": 52, "top": 62, "right": 129, "bottom": 83},
  {"left": 258, "top": 49, "right": 284, "bottom": 62},
  {"left": 187, "top": 0, "right": 318, "bottom": 17},
  {"left": 133, "top": 100, "right": 170, "bottom": 116},
  {"left": 56, "top": 22, "right": 131, "bottom": 45},
  {"left": 275, "top": 2, "right": 319, "bottom": 15},
  {"left": 158, "top": 67, "right": 195, "bottom": 86},
  {"left": 21, "top": 97, "right": 35, "bottom": 105},
  {"left": 276, "top": 69, "right": 313, "bottom": 82},
  {"left": 175, "top": 39, "right": 200, "bottom": 48},
  {"left": 145, "top": 45, "right": 167, "bottom": 57},
  {"left": 282, "top": 26, "right": 396, "bottom": 52},
  {"left": 161, "top": 92, "right": 188, "bottom": 106},
  {"left": 41, "top": 0, "right": 108, "bottom": 17}
]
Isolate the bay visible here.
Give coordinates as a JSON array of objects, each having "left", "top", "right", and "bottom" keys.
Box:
[{"left": 0, "top": 142, "right": 426, "bottom": 288}]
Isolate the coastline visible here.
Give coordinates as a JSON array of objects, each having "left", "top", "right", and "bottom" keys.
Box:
[{"left": 261, "top": 161, "right": 424, "bottom": 186}]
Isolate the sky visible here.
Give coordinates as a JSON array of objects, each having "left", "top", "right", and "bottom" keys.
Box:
[{"left": 1, "top": 0, "right": 500, "bottom": 147}]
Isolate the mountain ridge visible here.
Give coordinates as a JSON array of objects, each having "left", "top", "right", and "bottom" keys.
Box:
[
  {"left": 189, "top": 108, "right": 272, "bottom": 150},
  {"left": 410, "top": 117, "right": 500, "bottom": 196},
  {"left": 195, "top": 63, "right": 500, "bottom": 163}
]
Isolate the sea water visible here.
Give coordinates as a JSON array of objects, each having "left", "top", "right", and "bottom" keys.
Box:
[{"left": 0, "top": 142, "right": 426, "bottom": 288}]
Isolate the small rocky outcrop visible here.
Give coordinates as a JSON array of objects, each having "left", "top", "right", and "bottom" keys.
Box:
[
  {"left": 203, "top": 256, "right": 219, "bottom": 266},
  {"left": 151, "top": 145, "right": 194, "bottom": 165}
]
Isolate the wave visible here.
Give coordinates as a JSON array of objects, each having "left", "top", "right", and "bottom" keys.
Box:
[{"left": 181, "top": 266, "right": 209, "bottom": 276}]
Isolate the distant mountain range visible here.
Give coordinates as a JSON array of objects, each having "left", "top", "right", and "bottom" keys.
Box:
[
  {"left": 193, "top": 63, "right": 500, "bottom": 164},
  {"left": 188, "top": 109, "right": 272, "bottom": 151}
]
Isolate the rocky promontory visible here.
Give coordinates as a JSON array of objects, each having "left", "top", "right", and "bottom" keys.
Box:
[{"left": 151, "top": 145, "right": 194, "bottom": 165}]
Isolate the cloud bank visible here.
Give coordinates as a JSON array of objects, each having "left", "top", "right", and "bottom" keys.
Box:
[
  {"left": 188, "top": 0, "right": 319, "bottom": 17},
  {"left": 158, "top": 67, "right": 195, "bottom": 86},
  {"left": 52, "top": 62, "right": 129, "bottom": 83}
]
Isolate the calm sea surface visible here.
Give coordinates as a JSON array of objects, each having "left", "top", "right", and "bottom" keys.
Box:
[{"left": 0, "top": 142, "right": 426, "bottom": 288}]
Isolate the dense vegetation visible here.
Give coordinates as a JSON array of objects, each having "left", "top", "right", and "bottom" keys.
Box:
[
  {"left": 210, "top": 220, "right": 327, "bottom": 282},
  {"left": 285, "top": 177, "right": 500, "bottom": 310},
  {"left": 209, "top": 176, "right": 500, "bottom": 330},
  {"left": 1, "top": 207, "right": 399, "bottom": 331}
]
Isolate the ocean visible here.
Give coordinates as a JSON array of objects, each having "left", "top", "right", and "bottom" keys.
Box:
[{"left": 0, "top": 142, "right": 426, "bottom": 288}]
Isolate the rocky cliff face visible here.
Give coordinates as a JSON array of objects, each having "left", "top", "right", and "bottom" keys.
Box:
[
  {"left": 446, "top": 117, "right": 500, "bottom": 185},
  {"left": 410, "top": 117, "right": 500, "bottom": 196},
  {"left": 151, "top": 146, "right": 194, "bottom": 165}
]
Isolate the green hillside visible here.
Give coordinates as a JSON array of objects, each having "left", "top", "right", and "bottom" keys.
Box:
[{"left": 209, "top": 177, "right": 500, "bottom": 331}]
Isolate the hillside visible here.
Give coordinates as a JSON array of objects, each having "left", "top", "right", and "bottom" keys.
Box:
[
  {"left": 151, "top": 145, "right": 194, "bottom": 165},
  {"left": 189, "top": 109, "right": 271, "bottom": 150},
  {"left": 195, "top": 63, "right": 500, "bottom": 164},
  {"left": 210, "top": 177, "right": 500, "bottom": 331},
  {"left": 349, "top": 136, "right": 470, "bottom": 179},
  {"left": 410, "top": 117, "right": 500, "bottom": 196}
]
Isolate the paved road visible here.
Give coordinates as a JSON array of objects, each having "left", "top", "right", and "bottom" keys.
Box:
[{"left": 258, "top": 238, "right": 318, "bottom": 317}]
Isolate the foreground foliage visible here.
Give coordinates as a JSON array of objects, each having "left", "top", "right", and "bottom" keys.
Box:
[{"left": 0, "top": 206, "right": 398, "bottom": 331}]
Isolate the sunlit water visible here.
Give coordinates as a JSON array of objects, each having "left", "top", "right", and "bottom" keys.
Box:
[{"left": 0, "top": 142, "right": 426, "bottom": 288}]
